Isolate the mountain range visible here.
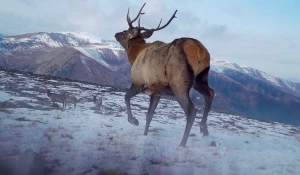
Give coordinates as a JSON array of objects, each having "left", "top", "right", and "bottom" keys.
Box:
[{"left": 0, "top": 32, "right": 299, "bottom": 125}]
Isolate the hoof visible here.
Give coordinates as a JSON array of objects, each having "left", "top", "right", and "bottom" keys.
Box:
[
  {"left": 179, "top": 140, "right": 187, "bottom": 147},
  {"left": 179, "top": 143, "right": 187, "bottom": 147},
  {"left": 128, "top": 117, "right": 139, "bottom": 126},
  {"left": 200, "top": 123, "right": 209, "bottom": 137}
]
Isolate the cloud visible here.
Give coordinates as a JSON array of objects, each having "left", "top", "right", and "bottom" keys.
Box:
[
  {"left": 200, "top": 24, "right": 239, "bottom": 41},
  {"left": 222, "top": 2, "right": 247, "bottom": 17}
]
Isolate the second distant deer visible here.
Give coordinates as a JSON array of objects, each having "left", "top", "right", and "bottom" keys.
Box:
[{"left": 93, "top": 95, "right": 102, "bottom": 113}]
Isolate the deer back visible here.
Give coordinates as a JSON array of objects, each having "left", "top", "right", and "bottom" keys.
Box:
[
  {"left": 65, "top": 95, "right": 76, "bottom": 103},
  {"left": 50, "top": 93, "right": 66, "bottom": 102},
  {"left": 130, "top": 38, "right": 210, "bottom": 87}
]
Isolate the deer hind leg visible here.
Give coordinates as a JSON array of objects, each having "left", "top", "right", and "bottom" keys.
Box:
[
  {"left": 194, "top": 67, "right": 214, "bottom": 136},
  {"left": 144, "top": 95, "right": 161, "bottom": 136},
  {"left": 170, "top": 82, "right": 197, "bottom": 147},
  {"left": 125, "top": 83, "right": 143, "bottom": 126}
]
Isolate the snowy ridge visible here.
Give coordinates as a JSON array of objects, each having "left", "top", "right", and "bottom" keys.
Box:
[
  {"left": 74, "top": 45, "right": 124, "bottom": 70},
  {"left": 0, "top": 32, "right": 125, "bottom": 71},
  {"left": 211, "top": 59, "right": 244, "bottom": 73},
  {"left": 75, "top": 46, "right": 111, "bottom": 69},
  {"left": 60, "top": 31, "right": 102, "bottom": 44},
  {"left": 0, "top": 32, "right": 105, "bottom": 54},
  {"left": 211, "top": 59, "right": 300, "bottom": 95},
  {"left": 101, "top": 39, "right": 123, "bottom": 49},
  {"left": 0, "top": 69, "right": 300, "bottom": 175}
]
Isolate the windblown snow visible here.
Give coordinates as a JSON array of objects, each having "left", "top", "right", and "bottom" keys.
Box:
[{"left": 0, "top": 69, "right": 299, "bottom": 175}]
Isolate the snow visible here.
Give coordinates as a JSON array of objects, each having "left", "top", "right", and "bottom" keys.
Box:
[
  {"left": 34, "top": 33, "right": 63, "bottom": 47},
  {"left": 211, "top": 59, "right": 242, "bottom": 73},
  {"left": 111, "top": 48, "right": 123, "bottom": 58},
  {"left": 0, "top": 32, "right": 103, "bottom": 54},
  {"left": 75, "top": 46, "right": 111, "bottom": 69},
  {"left": 80, "top": 55, "right": 93, "bottom": 77},
  {"left": 211, "top": 59, "right": 299, "bottom": 94},
  {"left": 74, "top": 45, "right": 125, "bottom": 70},
  {"left": 0, "top": 90, "right": 13, "bottom": 101},
  {"left": 0, "top": 70, "right": 300, "bottom": 175},
  {"left": 61, "top": 32, "right": 102, "bottom": 44},
  {"left": 260, "top": 72, "right": 281, "bottom": 87}
]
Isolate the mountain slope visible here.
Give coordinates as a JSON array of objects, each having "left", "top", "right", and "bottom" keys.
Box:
[
  {"left": 0, "top": 32, "right": 129, "bottom": 88},
  {"left": 206, "top": 71, "right": 300, "bottom": 124},
  {"left": 0, "top": 32, "right": 299, "bottom": 124},
  {"left": 0, "top": 32, "right": 102, "bottom": 54},
  {"left": 211, "top": 59, "right": 300, "bottom": 98}
]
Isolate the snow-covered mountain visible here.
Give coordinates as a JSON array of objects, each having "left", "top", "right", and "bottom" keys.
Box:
[
  {"left": 1, "top": 32, "right": 299, "bottom": 95},
  {"left": 0, "top": 67, "right": 300, "bottom": 175},
  {"left": 0, "top": 32, "right": 102, "bottom": 53},
  {"left": 0, "top": 32, "right": 129, "bottom": 88},
  {"left": 211, "top": 59, "right": 300, "bottom": 98},
  {"left": 0, "top": 32, "right": 299, "bottom": 125}
]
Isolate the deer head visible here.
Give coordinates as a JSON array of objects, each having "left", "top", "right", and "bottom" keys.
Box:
[{"left": 114, "top": 3, "right": 177, "bottom": 50}]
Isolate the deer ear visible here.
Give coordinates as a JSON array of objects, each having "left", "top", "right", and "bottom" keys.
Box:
[
  {"left": 140, "top": 31, "right": 153, "bottom": 39},
  {"left": 129, "top": 28, "right": 139, "bottom": 39}
]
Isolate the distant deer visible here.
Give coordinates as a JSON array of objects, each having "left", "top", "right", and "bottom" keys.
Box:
[
  {"left": 63, "top": 92, "right": 77, "bottom": 109},
  {"left": 46, "top": 88, "right": 66, "bottom": 108},
  {"left": 93, "top": 95, "right": 102, "bottom": 112},
  {"left": 114, "top": 3, "right": 214, "bottom": 147}
]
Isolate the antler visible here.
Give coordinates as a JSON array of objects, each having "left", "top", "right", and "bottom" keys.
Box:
[
  {"left": 138, "top": 10, "right": 177, "bottom": 32},
  {"left": 127, "top": 3, "right": 146, "bottom": 28}
]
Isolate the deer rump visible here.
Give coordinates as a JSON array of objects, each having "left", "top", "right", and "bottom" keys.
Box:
[{"left": 131, "top": 38, "right": 210, "bottom": 96}]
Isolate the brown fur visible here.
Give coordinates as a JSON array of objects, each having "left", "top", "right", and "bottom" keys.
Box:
[
  {"left": 126, "top": 37, "right": 210, "bottom": 95},
  {"left": 182, "top": 39, "right": 210, "bottom": 75}
]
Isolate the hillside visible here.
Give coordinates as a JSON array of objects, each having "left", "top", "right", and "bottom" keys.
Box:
[
  {"left": 0, "top": 32, "right": 129, "bottom": 88},
  {"left": 1, "top": 67, "right": 300, "bottom": 175},
  {"left": 0, "top": 32, "right": 299, "bottom": 124}
]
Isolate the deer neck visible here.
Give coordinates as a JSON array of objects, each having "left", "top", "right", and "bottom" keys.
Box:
[{"left": 127, "top": 40, "right": 147, "bottom": 65}]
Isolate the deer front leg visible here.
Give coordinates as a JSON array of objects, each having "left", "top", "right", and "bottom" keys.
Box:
[{"left": 125, "top": 83, "right": 143, "bottom": 126}]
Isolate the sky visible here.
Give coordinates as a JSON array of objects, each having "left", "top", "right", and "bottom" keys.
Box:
[{"left": 0, "top": 0, "right": 299, "bottom": 81}]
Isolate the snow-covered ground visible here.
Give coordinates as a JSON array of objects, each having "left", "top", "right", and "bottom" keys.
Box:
[{"left": 0, "top": 70, "right": 300, "bottom": 175}]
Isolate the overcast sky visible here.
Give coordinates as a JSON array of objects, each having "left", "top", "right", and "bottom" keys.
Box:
[{"left": 0, "top": 0, "right": 299, "bottom": 81}]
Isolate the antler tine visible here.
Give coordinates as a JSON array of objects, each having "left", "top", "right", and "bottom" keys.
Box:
[
  {"left": 138, "top": 16, "right": 141, "bottom": 28},
  {"left": 139, "top": 10, "right": 177, "bottom": 32},
  {"left": 157, "top": 19, "right": 162, "bottom": 28},
  {"left": 127, "top": 3, "right": 146, "bottom": 28},
  {"left": 127, "top": 8, "right": 132, "bottom": 28}
]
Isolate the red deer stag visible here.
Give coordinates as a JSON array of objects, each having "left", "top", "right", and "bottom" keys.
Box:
[{"left": 114, "top": 3, "right": 214, "bottom": 147}]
